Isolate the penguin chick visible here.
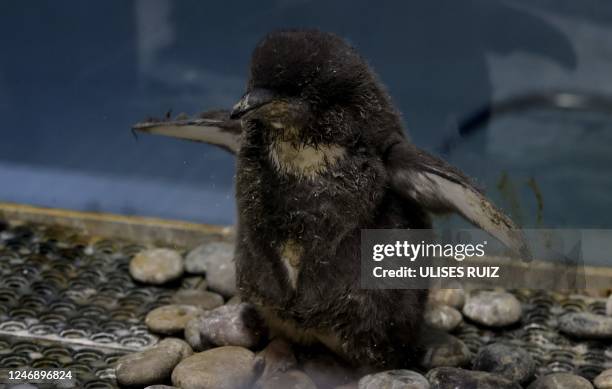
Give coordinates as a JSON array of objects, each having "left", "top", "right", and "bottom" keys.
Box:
[{"left": 134, "top": 29, "right": 527, "bottom": 368}]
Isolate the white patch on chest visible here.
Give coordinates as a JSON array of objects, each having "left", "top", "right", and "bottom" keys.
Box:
[
  {"left": 268, "top": 138, "right": 346, "bottom": 179},
  {"left": 279, "top": 240, "right": 303, "bottom": 289}
]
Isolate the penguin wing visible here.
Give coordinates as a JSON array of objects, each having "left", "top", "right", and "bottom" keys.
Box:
[
  {"left": 385, "top": 139, "right": 530, "bottom": 258},
  {"left": 132, "top": 109, "right": 242, "bottom": 154}
]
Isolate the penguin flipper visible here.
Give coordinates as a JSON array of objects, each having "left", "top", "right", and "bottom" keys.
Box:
[
  {"left": 132, "top": 109, "right": 242, "bottom": 154},
  {"left": 385, "top": 140, "right": 530, "bottom": 259}
]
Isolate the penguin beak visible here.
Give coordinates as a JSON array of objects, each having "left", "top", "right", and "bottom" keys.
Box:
[{"left": 230, "top": 88, "right": 276, "bottom": 119}]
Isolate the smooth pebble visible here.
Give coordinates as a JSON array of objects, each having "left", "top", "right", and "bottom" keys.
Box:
[
  {"left": 185, "top": 241, "right": 236, "bottom": 297},
  {"left": 145, "top": 304, "right": 203, "bottom": 335},
  {"left": 527, "top": 372, "right": 594, "bottom": 389},
  {"left": 425, "top": 304, "right": 463, "bottom": 332},
  {"left": 184, "top": 303, "right": 265, "bottom": 351},
  {"left": 116, "top": 338, "right": 192, "bottom": 387},
  {"left": 594, "top": 369, "right": 612, "bottom": 389},
  {"left": 473, "top": 343, "right": 535, "bottom": 384},
  {"left": 427, "top": 367, "right": 521, "bottom": 389},
  {"left": 558, "top": 312, "right": 612, "bottom": 339},
  {"left": 463, "top": 291, "right": 522, "bottom": 327},
  {"left": 359, "top": 370, "right": 430, "bottom": 389},
  {"left": 429, "top": 287, "right": 466, "bottom": 309},
  {"left": 171, "top": 346, "right": 256, "bottom": 389},
  {"left": 172, "top": 289, "right": 224, "bottom": 310},
  {"left": 130, "top": 248, "right": 184, "bottom": 285}
]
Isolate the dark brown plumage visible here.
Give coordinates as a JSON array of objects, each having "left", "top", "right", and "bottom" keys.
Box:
[{"left": 134, "top": 29, "right": 527, "bottom": 369}]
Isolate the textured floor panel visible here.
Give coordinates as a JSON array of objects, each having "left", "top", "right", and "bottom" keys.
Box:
[
  {"left": 0, "top": 222, "right": 181, "bottom": 387},
  {"left": 455, "top": 290, "right": 611, "bottom": 380},
  {"left": 0, "top": 334, "right": 125, "bottom": 388},
  {"left": 0, "top": 222, "right": 610, "bottom": 388}
]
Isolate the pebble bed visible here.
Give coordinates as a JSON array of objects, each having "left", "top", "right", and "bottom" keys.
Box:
[{"left": 0, "top": 221, "right": 610, "bottom": 388}]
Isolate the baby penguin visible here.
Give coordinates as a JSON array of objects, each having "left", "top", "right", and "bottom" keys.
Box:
[{"left": 135, "top": 29, "right": 526, "bottom": 368}]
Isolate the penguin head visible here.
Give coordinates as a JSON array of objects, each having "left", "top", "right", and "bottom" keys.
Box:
[{"left": 231, "top": 29, "right": 396, "bottom": 144}]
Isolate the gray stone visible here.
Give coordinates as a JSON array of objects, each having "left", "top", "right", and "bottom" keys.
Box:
[
  {"left": 426, "top": 367, "right": 521, "bottom": 389},
  {"left": 594, "top": 368, "right": 612, "bottom": 389},
  {"left": 130, "top": 248, "right": 184, "bottom": 285},
  {"left": 429, "top": 287, "right": 466, "bottom": 309},
  {"left": 116, "top": 338, "right": 192, "bottom": 387},
  {"left": 171, "top": 346, "right": 256, "bottom": 389},
  {"left": 172, "top": 289, "right": 224, "bottom": 310},
  {"left": 473, "top": 343, "right": 535, "bottom": 384},
  {"left": 420, "top": 331, "right": 471, "bottom": 369},
  {"left": 257, "top": 370, "right": 318, "bottom": 389},
  {"left": 185, "top": 241, "right": 237, "bottom": 297},
  {"left": 358, "top": 370, "right": 430, "bottom": 389},
  {"left": 558, "top": 312, "right": 612, "bottom": 339},
  {"left": 185, "top": 241, "right": 231, "bottom": 274},
  {"left": 184, "top": 303, "right": 265, "bottom": 351},
  {"left": 606, "top": 295, "right": 612, "bottom": 316},
  {"left": 425, "top": 305, "right": 463, "bottom": 332},
  {"left": 463, "top": 291, "right": 522, "bottom": 327},
  {"left": 206, "top": 265, "right": 237, "bottom": 298},
  {"left": 145, "top": 304, "right": 203, "bottom": 335},
  {"left": 527, "top": 373, "right": 594, "bottom": 389}
]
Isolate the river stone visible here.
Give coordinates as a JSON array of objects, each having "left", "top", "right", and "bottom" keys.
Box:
[
  {"left": 606, "top": 295, "right": 612, "bottom": 316},
  {"left": 226, "top": 295, "right": 242, "bottom": 305},
  {"left": 116, "top": 338, "right": 192, "bottom": 387},
  {"left": 130, "top": 248, "right": 184, "bottom": 285},
  {"left": 595, "top": 369, "right": 612, "bottom": 389},
  {"left": 473, "top": 343, "right": 535, "bottom": 384},
  {"left": 425, "top": 305, "right": 463, "bottom": 332},
  {"left": 420, "top": 331, "right": 471, "bottom": 369},
  {"left": 463, "top": 291, "right": 522, "bottom": 327},
  {"left": 254, "top": 338, "right": 297, "bottom": 383},
  {"left": 427, "top": 367, "right": 521, "bottom": 389},
  {"left": 145, "top": 304, "right": 203, "bottom": 335},
  {"left": 527, "top": 373, "right": 594, "bottom": 389},
  {"left": 429, "top": 287, "right": 466, "bottom": 309},
  {"left": 171, "top": 346, "right": 256, "bottom": 389},
  {"left": 359, "top": 370, "right": 430, "bottom": 389},
  {"left": 184, "top": 303, "right": 265, "bottom": 351},
  {"left": 558, "top": 312, "right": 612, "bottom": 339},
  {"left": 185, "top": 241, "right": 237, "bottom": 297},
  {"left": 172, "top": 289, "right": 224, "bottom": 310},
  {"left": 257, "top": 370, "right": 318, "bottom": 389},
  {"left": 185, "top": 241, "right": 232, "bottom": 273}
]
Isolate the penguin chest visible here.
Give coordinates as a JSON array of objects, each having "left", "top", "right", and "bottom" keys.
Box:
[
  {"left": 278, "top": 240, "right": 303, "bottom": 289},
  {"left": 268, "top": 140, "right": 346, "bottom": 179}
]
